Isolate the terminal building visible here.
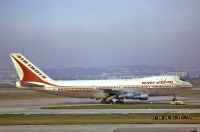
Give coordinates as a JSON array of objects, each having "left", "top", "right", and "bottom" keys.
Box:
[{"left": 160, "top": 71, "right": 188, "bottom": 78}]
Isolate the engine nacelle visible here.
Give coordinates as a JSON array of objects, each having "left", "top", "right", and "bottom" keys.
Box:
[
  {"left": 134, "top": 92, "right": 148, "bottom": 100},
  {"left": 119, "top": 92, "right": 148, "bottom": 100}
]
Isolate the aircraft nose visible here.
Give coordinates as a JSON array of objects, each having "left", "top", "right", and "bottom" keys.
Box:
[{"left": 187, "top": 82, "right": 193, "bottom": 87}]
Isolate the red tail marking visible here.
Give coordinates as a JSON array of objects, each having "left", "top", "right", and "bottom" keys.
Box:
[
  {"left": 12, "top": 55, "right": 57, "bottom": 86},
  {"left": 16, "top": 54, "right": 47, "bottom": 79}
]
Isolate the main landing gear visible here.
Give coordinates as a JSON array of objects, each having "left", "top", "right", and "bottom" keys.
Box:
[
  {"left": 101, "top": 99, "right": 114, "bottom": 104},
  {"left": 101, "top": 99, "right": 125, "bottom": 104},
  {"left": 115, "top": 99, "right": 124, "bottom": 104}
]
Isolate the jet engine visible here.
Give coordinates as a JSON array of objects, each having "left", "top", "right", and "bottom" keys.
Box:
[{"left": 118, "top": 91, "right": 148, "bottom": 100}]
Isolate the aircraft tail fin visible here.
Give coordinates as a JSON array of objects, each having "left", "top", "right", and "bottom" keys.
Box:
[{"left": 10, "top": 53, "right": 54, "bottom": 86}]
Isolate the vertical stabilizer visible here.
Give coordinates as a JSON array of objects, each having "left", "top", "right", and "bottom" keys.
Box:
[{"left": 10, "top": 53, "right": 54, "bottom": 85}]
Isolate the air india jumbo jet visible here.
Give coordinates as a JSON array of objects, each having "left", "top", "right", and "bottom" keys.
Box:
[{"left": 10, "top": 53, "right": 193, "bottom": 104}]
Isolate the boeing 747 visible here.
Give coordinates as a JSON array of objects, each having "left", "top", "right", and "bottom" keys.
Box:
[{"left": 10, "top": 53, "right": 193, "bottom": 104}]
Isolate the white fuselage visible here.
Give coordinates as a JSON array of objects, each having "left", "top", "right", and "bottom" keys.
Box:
[{"left": 26, "top": 75, "right": 192, "bottom": 98}]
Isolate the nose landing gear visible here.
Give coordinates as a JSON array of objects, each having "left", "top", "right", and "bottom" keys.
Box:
[
  {"left": 172, "top": 94, "right": 178, "bottom": 101},
  {"left": 171, "top": 94, "right": 184, "bottom": 105}
]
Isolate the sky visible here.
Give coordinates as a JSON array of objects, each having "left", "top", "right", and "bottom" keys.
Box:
[{"left": 0, "top": 0, "right": 200, "bottom": 68}]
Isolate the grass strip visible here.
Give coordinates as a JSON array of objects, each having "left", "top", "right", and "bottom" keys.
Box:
[
  {"left": 0, "top": 113, "right": 199, "bottom": 125},
  {"left": 0, "top": 92, "right": 61, "bottom": 100}
]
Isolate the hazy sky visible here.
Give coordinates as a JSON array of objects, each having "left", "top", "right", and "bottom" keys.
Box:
[{"left": 0, "top": 0, "right": 200, "bottom": 68}]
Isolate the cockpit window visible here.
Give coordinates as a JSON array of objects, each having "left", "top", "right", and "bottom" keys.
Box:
[{"left": 180, "top": 78, "right": 185, "bottom": 81}]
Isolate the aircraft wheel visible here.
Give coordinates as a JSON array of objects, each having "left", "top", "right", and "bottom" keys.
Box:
[
  {"left": 172, "top": 94, "right": 178, "bottom": 101},
  {"left": 116, "top": 100, "right": 124, "bottom": 104},
  {"left": 108, "top": 100, "right": 114, "bottom": 104},
  {"left": 116, "top": 100, "right": 120, "bottom": 104},
  {"left": 101, "top": 100, "right": 106, "bottom": 104},
  {"left": 119, "top": 100, "right": 124, "bottom": 104}
]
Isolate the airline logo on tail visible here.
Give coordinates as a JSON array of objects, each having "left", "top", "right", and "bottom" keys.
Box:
[
  {"left": 10, "top": 53, "right": 55, "bottom": 86},
  {"left": 14, "top": 54, "right": 47, "bottom": 79}
]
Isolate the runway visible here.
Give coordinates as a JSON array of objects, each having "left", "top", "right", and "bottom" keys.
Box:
[
  {"left": 0, "top": 97, "right": 200, "bottom": 114},
  {"left": 1, "top": 108, "right": 200, "bottom": 114},
  {"left": 0, "top": 124, "right": 199, "bottom": 132}
]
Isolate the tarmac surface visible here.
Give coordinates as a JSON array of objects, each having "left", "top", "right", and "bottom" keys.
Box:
[
  {"left": 0, "top": 96, "right": 200, "bottom": 114},
  {"left": 0, "top": 124, "right": 199, "bottom": 132},
  {"left": 0, "top": 87, "right": 200, "bottom": 114},
  {"left": 0, "top": 87, "right": 200, "bottom": 132}
]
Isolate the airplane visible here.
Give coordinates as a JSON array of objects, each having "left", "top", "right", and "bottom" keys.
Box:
[{"left": 10, "top": 53, "right": 193, "bottom": 104}]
